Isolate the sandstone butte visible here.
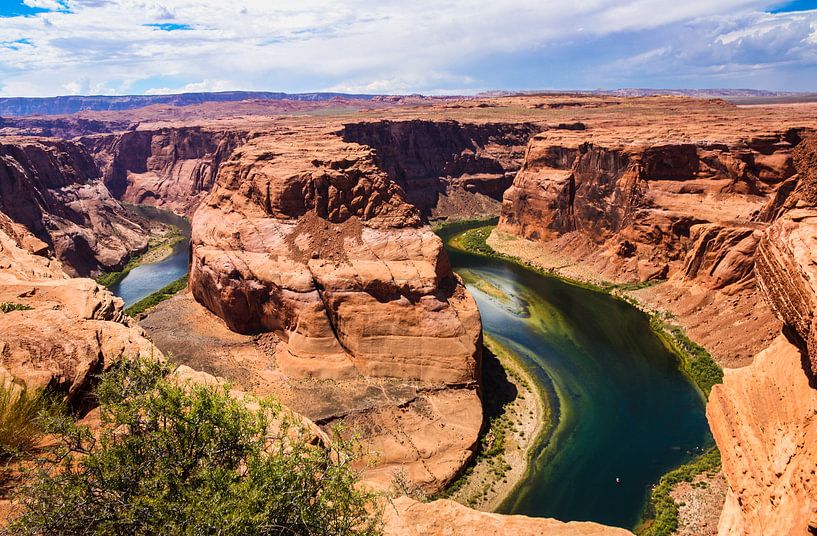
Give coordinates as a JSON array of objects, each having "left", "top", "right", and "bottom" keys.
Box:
[{"left": 3, "top": 94, "right": 817, "bottom": 534}]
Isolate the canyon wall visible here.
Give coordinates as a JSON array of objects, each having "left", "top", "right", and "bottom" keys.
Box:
[
  {"left": 81, "top": 127, "right": 249, "bottom": 215},
  {"left": 343, "top": 120, "right": 539, "bottom": 219},
  {"left": 498, "top": 131, "right": 800, "bottom": 285},
  {"left": 707, "top": 133, "right": 817, "bottom": 535},
  {"left": 493, "top": 129, "right": 807, "bottom": 364},
  {"left": 0, "top": 137, "right": 147, "bottom": 276}
]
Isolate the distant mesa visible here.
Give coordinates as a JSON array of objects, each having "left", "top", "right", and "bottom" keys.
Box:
[{"left": 0, "top": 91, "right": 383, "bottom": 117}]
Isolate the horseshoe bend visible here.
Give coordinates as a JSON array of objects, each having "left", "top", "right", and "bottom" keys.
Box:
[{"left": 2, "top": 5, "right": 817, "bottom": 535}]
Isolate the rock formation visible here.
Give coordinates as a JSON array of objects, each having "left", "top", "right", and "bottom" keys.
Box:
[
  {"left": 343, "top": 120, "right": 539, "bottom": 218},
  {"left": 707, "top": 335, "right": 817, "bottom": 535},
  {"left": 706, "top": 133, "right": 817, "bottom": 535},
  {"left": 81, "top": 127, "right": 248, "bottom": 215},
  {"left": 498, "top": 132, "right": 800, "bottom": 285},
  {"left": 0, "top": 212, "right": 160, "bottom": 404},
  {"left": 383, "top": 496, "right": 632, "bottom": 535},
  {"left": 189, "top": 132, "right": 481, "bottom": 383},
  {"left": 0, "top": 137, "right": 147, "bottom": 276},
  {"left": 186, "top": 130, "right": 482, "bottom": 492}
]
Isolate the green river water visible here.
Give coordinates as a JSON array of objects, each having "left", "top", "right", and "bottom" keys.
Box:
[{"left": 439, "top": 223, "right": 713, "bottom": 530}]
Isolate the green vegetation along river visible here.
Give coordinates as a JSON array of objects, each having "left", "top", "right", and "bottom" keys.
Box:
[{"left": 438, "top": 222, "right": 713, "bottom": 530}]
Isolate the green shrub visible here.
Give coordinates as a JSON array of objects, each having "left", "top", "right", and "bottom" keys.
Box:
[
  {"left": 0, "top": 384, "right": 47, "bottom": 460},
  {"left": 457, "top": 226, "right": 496, "bottom": 256},
  {"left": 650, "top": 317, "right": 724, "bottom": 397},
  {"left": 0, "top": 302, "right": 33, "bottom": 313},
  {"left": 9, "top": 358, "right": 381, "bottom": 535}
]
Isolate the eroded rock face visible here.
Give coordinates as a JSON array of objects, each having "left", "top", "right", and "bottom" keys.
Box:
[
  {"left": 755, "top": 210, "right": 817, "bottom": 378},
  {"left": 81, "top": 127, "right": 248, "bottom": 215},
  {"left": 343, "top": 120, "right": 539, "bottom": 218},
  {"left": 707, "top": 335, "right": 817, "bottom": 535},
  {"left": 382, "top": 496, "right": 633, "bottom": 536},
  {"left": 498, "top": 134, "right": 798, "bottom": 283},
  {"left": 189, "top": 133, "right": 481, "bottom": 383},
  {"left": 0, "top": 213, "right": 160, "bottom": 403},
  {"left": 680, "top": 224, "right": 763, "bottom": 294},
  {"left": 187, "top": 131, "right": 482, "bottom": 493},
  {"left": 0, "top": 137, "right": 147, "bottom": 276}
]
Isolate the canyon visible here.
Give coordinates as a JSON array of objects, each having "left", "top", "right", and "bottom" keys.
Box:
[{"left": 2, "top": 94, "right": 817, "bottom": 534}]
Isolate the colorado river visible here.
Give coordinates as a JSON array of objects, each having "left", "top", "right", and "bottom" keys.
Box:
[
  {"left": 108, "top": 206, "right": 191, "bottom": 307},
  {"left": 439, "top": 222, "right": 713, "bottom": 529}
]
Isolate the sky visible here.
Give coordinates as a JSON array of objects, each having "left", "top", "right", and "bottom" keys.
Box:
[{"left": 0, "top": 0, "right": 816, "bottom": 97}]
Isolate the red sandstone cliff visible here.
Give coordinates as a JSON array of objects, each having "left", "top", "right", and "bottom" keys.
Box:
[
  {"left": 0, "top": 137, "right": 147, "bottom": 276},
  {"left": 81, "top": 127, "right": 248, "bottom": 215},
  {"left": 498, "top": 132, "right": 800, "bottom": 285},
  {"left": 343, "top": 120, "right": 539, "bottom": 218},
  {"left": 187, "top": 130, "right": 483, "bottom": 492},
  {"left": 704, "top": 133, "right": 817, "bottom": 535}
]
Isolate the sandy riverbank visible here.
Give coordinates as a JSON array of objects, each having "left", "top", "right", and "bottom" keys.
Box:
[{"left": 443, "top": 333, "right": 549, "bottom": 512}]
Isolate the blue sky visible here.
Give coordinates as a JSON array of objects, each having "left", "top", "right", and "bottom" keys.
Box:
[{"left": 0, "top": 0, "right": 816, "bottom": 97}]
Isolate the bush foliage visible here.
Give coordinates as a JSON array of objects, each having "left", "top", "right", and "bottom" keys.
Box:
[
  {"left": 0, "top": 302, "right": 33, "bottom": 313},
  {"left": 9, "top": 358, "right": 381, "bottom": 535},
  {"left": 0, "top": 384, "right": 47, "bottom": 460}
]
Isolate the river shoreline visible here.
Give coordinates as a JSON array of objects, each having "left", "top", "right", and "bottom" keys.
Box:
[
  {"left": 437, "top": 218, "right": 722, "bottom": 533},
  {"left": 96, "top": 225, "right": 185, "bottom": 288},
  {"left": 438, "top": 330, "right": 551, "bottom": 511}
]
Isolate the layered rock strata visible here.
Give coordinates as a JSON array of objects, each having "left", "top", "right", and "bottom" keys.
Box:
[
  {"left": 706, "top": 133, "right": 817, "bottom": 534},
  {"left": 499, "top": 132, "right": 800, "bottom": 285},
  {"left": 189, "top": 132, "right": 481, "bottom": 383},
  {"left": 0, "top": 137, "right": 147, "bottom": 276},
  {"left": 81, "top": 127, "right": 248, "bottom": 215}
]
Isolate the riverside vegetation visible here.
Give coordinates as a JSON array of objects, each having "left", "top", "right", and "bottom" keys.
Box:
[
  {"left": 6, "top": 358, "right": 381, "bottom": 535},
  {"left": 124, "top": 275, "right": 189, "bottom": 317},
  {"left": 96, "top": 227, "right": 184, "bottom": 288},
  {"left": 436, "top": 335, "right": 549, "bottom": 509},
  {"left": 441, "top": 219, "right": 724, "bottom": 534}
]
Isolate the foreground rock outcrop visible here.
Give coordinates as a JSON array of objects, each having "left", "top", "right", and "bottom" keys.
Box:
[
  {"left": 382, "top": 496, "right": 632, "bottom": 536},
  {"left": 707, "top": 335, "right": 817, "bottom": 535},
  {"left": 0, "top": 212, "right": 159, "bottom": 403},
  {"left": 707, "top": 132, "right": 817, "bottom": 535},
  {"left": 0, "top": 137, "right": 147, "bottom": 276}
]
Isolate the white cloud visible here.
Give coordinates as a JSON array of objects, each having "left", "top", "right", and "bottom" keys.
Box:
[
  {"left": 144, "top": 79, "right": 235, "bottom": 94},
  {"left": 22, "top": 0, "right": 65, "bottom": 10},
  {"left": 0, "top": 1, "right": 813, "bottom": 96}
]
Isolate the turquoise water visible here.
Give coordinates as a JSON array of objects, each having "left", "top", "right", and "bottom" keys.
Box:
[
  {"left": 440, "top": 223, "right": 713, "bottom": 530},
  {"left": 108, "top": 207, "right": 190, "bottom": 307}
]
